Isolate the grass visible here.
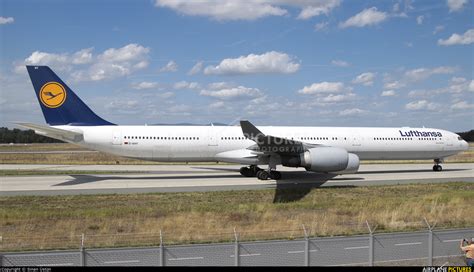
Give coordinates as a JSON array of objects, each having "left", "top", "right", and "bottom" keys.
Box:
[{"left": 1, "top": 182, "right": 472, "bottom": 251}]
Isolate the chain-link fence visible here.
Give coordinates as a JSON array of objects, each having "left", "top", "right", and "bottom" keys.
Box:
[{"left": 1, "top": 224, "right": 473, "bottom": 266}]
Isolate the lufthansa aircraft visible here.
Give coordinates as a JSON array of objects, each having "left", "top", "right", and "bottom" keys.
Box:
[{"left": 18, "top": 66, "right": 469, "bottom": 180}]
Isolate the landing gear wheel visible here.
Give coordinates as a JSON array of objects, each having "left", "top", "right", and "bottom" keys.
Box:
[
  {"left": 433, "top": 165, "right": 442, "bottom": 172},
  {"left": 240, "top": 167, "right": 254, "bottom": 177},
  {"left": 269, "top": 171, "right": 282, "bottom": 180},
  {"left": 256, "top": 170, "right": 269, "bottom": 180}
]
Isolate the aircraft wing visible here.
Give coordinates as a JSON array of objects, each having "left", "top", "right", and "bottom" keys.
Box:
[
  {"left": 240, "top": 120, "right": 319, "bottom": 155},
  {"left": 15, "top": 122, "right": 84, "bottom": 143}
]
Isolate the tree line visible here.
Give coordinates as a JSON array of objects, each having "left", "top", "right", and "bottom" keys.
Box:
[
  {"left": 0, "top": 127, "right": 473, "bottom": 144},
  {"left": 0, "top": 127, "right": 63, "bottom": 143}
]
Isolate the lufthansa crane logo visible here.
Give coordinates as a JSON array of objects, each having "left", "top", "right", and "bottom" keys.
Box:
[{"left": 39, "top": 82, "right": 66, "bottom": 108}]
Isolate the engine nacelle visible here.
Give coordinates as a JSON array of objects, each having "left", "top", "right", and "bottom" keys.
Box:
[
  {"left": 301, "top": 147, "right": 349, "bottom": 172},
  {"left": 333, "top": 153, "right": 360, "bottom": 174}
]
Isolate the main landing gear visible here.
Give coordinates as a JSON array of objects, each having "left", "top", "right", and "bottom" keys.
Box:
[
  {"left": 433, "top": 158, "right": 443, "bottom": 172},
  {"left": 239, "top": 165, "right": 282, "bottom": 180}
]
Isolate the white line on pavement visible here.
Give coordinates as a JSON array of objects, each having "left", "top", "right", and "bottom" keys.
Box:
[
  {"left": 168, "top": 257, "right": 204, "bottom": 261},
  {"left": 394, "top": 242, "right": 422, "bottom": 246},
  {"left": 104, "top": 260, "right": 141, "bottom": 264},
  {"left": 344, "top": 246, "right": 369, "bottom": 250}
]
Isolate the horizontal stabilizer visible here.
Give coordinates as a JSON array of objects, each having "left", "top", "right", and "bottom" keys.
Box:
[{"left": 15, "top": 122, "right": 83, "bottom": 143}]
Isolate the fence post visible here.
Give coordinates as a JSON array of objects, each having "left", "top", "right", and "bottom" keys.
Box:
[
  {"left": 302, "top": 225, "right": 309, "bottom": 266},
  {"left": 366, "top": 221, "right": 376, "bottom": 267},
  {"left": 80, "top": 233, "right": 86, "bottom": 266},
  {"left": 424, "top": 218, "right": 435, "bottom": 266},
  {"left": 234, "top": 228, "right": 240, "bottom": 267},
  {"left": 160, "top": 230, "right": 165, "bottom": 267},
  {"left": 0, "top": 235, "right": 3, "bottom": 267}
]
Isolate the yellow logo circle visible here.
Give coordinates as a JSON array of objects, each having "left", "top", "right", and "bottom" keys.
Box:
[{"left": 39, "top": 82, "right": 66, "bottom": 108}]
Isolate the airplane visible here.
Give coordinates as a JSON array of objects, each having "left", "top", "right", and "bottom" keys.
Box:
[{"left": 17, "top": 65, "right": 469, "bottom": 180}]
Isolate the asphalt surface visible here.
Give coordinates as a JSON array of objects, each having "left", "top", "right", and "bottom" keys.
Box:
[
  {"left": 0, "top": 163, "right": 473, "bottom": 196},
  {"left": 3, "top": 228, "right": 473, "bottom": 266}
]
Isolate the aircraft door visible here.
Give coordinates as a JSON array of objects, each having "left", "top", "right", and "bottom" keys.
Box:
[
  {"left": 352, "top": 134, "right": 362, "bottom": 148},
  {"left": 112, "top": 130, "right": 122, "bottom": 145},
  {"left": 208, "top": 125, "right": 218, "bottom": 146}
]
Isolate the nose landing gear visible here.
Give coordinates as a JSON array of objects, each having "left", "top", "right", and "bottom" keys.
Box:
[{"left": 433, "top": 159, "right": 443, "bottom": 172}]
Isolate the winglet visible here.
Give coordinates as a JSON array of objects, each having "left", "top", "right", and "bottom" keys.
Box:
[{"left": 240, "top": 120, "right": 265, "bottom": 142}]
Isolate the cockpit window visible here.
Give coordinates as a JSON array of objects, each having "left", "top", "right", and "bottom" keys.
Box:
[{"left": 458, "top": 136, "right": 463, "bottom": 141}]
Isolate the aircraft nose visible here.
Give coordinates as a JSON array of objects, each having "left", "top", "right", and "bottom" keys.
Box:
[{"left": 462, "top": 140, "right": 469, "bottom": 150}]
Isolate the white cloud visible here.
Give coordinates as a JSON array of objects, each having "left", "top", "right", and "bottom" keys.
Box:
[
  {"left": 331, "top": 60, "right": 350, "bottom": 67},
  {"left": 447, "top": 0, "right": 468, "bottom": 12},
  {"left": 207, "top": 82, "right": 235, "bottom": 90},
  {"left": 173, "top": 81, "right": 200, "bottom": 90},
  {"left": 339, "top": 7, "right": 388, "bottom": 28},
  {"left": 17, "top": 51, "right": 70, "bottom": 73},
  {"left": 72, "top": 48, "right": 94, "bottom": 64},
  {"left": 469, "top": 80, "right": 474, "bottom": 92},
  {"left": 438, "top": 29, "right": 474, "bottom": 46},
  {"left": 433, "top": 25, "right": 445, "bottom": 35},
  {"left": 451, "top": 101, "right": 474, "bottom": 110},
  {"left": 296, "top": 0, "right": 341, "bottom": 20},
  {"left": 298, "top": 81, "right": 348, "bottom": 95},
  {"left": 72, "top": 44, "right": 150, "bottom": 81},
  {"left": 209, "top": 101, "right": 226, "bottom": 109},
  {"left": 381, "top": 90, "right": 396, "bottom": 97},
  {"left": 352, "top": 72, "right": 375, "bottom": 86},
  {"left": 446, "top": 77, "right": 473, "bottom": 93},
  {"left": 0, "top": 16, "right": 14, "bottom": 25},
  {"left": 155, "top": 0, "right": 287, "bottom": 21},
  {"left": 383, "top": 81, "right": 405, "bottom": 90},
  {"left": 314, "top": 21, "right": 329, "bottom": 32},
  {"left": 154, "top": 0, "right": 340, "bottom": 21},
  {"left": 159, "top": 60, "right": 178, "bottom": 72},
  {"left": 159, "top": 92, "right": 175, "bottom": 99},
  {"left": 404, "top": 66, "right": 456, "bottom": 82},
  {"left": 339, "top": 108, "right": 367, "bottom": 116},
  {"left": 405, "top": 100, "right": 439, "bottom": 111},
  {"left": 98, "top": 44, "right": 150, "bottom": 63},
  {"left": 188, "top": 61, "right": 203, "bottom": 75},
  {"left": 318, "top": 93, "right": 356, "bottom": 103},
  {"left": 408, "top": 90, "right": 428, "bottom": 98},
  {"left": 132, "top": 82, "right": 159, "bottom": 90},
  {"left": 200, "top": 86, "right": 262, "bottom": 100},
  {"left": 15, "top": 44, "right": 150, "bottom": 81},
  {"left": 204, "top": 51, "right": 300, "bottom": 75},
  {"left": 416, "top": 15, "right": 424, "bottom": 25}
]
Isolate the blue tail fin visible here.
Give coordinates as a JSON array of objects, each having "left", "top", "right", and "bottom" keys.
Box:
[{"left": 27, "top": 66, "right": 115, "bottom": 126}]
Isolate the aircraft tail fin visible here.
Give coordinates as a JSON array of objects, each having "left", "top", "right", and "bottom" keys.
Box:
[{"left": 26, "top": 65, "right": 115, "bottom": 126}]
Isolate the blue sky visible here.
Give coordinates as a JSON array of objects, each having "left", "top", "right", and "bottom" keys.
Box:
[{"left": 0, "top": 0, "right": 473, "bottom": 131}]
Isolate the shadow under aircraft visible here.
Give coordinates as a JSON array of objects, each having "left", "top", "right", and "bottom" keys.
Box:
[{"left": 55, "top": 167, "right": 365, "bottom": 203}]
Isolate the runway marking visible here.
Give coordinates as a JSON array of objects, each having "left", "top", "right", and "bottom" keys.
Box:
[
  {"left": 374, "top": 254, "right": 463, "bottom": 264},
  {"left": 333, "top": 254, "right": 464, "bottom": 266},
  {"left": 344, "top": 246, "right": 369, "bottom": 250},
  {"left": 394, "top": 242, "right": 422, "bottom": 246},
  {"left": 168, "top": 256, "right": 204, "bottom": 261},
  {"left": 104, "top": 260, "right": 140, "bottom": 264},
  {"left": 288, "top": 250, "right": 318, "bottom": 254},
  {"left": 230, "top": 253, "right": 261, "bottom": 257},
  {"left": 442, "top": 239, "right": 461, "bottom": 243},
  {"left": 39, "top": 263, "right": 74, "bottom": 266}
]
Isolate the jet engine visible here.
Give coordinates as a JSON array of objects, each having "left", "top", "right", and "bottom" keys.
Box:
[{"left": 281, "top": 147, "right": 360, "bottom": 173}]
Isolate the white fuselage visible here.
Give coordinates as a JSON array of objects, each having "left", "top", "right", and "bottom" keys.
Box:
[{"left": 56, "top": 125, "right": 468, "bottom": 163}]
